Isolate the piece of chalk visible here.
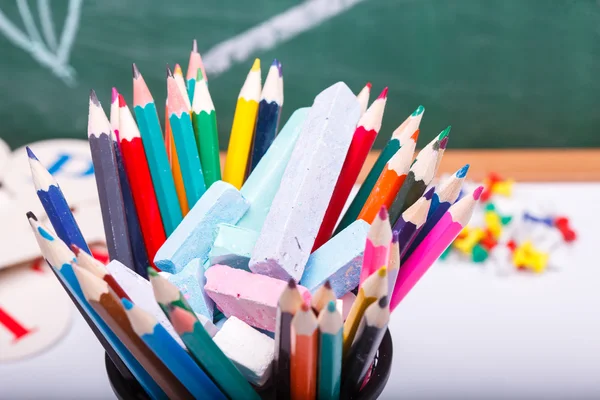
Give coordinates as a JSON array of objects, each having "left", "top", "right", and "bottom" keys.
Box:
[
  {"left": 205, "top": 264, "right": 311, "bottom": 332},
  {"left": 168, "top": 259, "right": 214, "bottom": 320},
  {"left": 301, "top": 220, "right": 370, "bottom": 298},
  {"left": 154, "top": 181, "right": 250, "bottom": 273},
  {"left": 237, "top": 109, "right": 309, "bottom": 232},
  {"left": 213, "top": 316, "right": 275, "bottom": 387},
  {"left": 209, "top": 224, "right": 258, "bottom": 271},
  {"left": 250, "top": 82, "right": 361, "bottom": 281}
]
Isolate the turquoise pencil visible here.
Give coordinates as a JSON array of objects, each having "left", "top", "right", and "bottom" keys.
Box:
[
  {"left": 132, "top": 64, "right": 182, "bottom": 235},
  {"left": 122, "top": 298, "right": 226, "bottom": 400},
  {"left": 318, "top": 301, "right": 343, "bottom": 400},
  {"left": 167, "top": 67, "right": 206, "bottom": 208}
]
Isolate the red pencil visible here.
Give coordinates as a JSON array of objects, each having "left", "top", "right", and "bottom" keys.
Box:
[
  {"left": 313, "top": 88, "right": 387, "bottom": 251},
  {"left": 118, "top": 95, "right": 167, "bottom": 263}
]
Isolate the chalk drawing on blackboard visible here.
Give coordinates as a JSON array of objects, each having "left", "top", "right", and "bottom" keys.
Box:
[
  {"left": 203, "top": 0, "right": 368, "bottom": 77},
  {"left": 0, "top": 0, "right": 82, "bottom": 87}
]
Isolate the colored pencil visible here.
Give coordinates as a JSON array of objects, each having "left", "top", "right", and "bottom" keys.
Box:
[
  {"left": 336, "top": 105, "right": 424, "bottom": 234},
  {"left": 393, "top": 187, "right": 434, "bottom": 260},
  {"left": 249, "top": 59, "right": 284, "bottom": 172},
  {"left": 388, "top": 128, "right": 448, "bottom": 225},
  {"left": 390, "top": 186, "right": 483, "bottom": 311},
  {"left": 110, "top": 89, "right": 150, "bottom": 277},
  {"left": 118, "top": 95, "right": 167, "bottom": 263},
  {"left": 387, "top": 231, "right": 400, "bottom": 295},
  {"left": 357, "top": 130, "right": 418, "bottom": 224},
  {"left": 313, "top": 88, "right": 387, "bottom": 251},
  {"left": 290, "top": 303, "right": 318, "bottom": 400},
  {"left": 275, "top": 279, "right": 305, "bottom": 399},
  {"left": 186, "top": 39, "right": 207, "bottom": 102},
  {"left": 165, "top": 99, "right": 189, "bottom": 215},
  {"left": 277, "top": 60, "right": 284, "bottom": 127},
  {"left": 132, "top": 63, "right": 182, "bottom": 235},
  {"left": 72, "top": 244, "right": 130, "bottom": 301},
  {"left": 87, "top": 90, "right": 134, "bottom": 269},
  {"left": 433, "top": 127, "right": 450, "bottom": 175},
  {"left": 26, "top": 147, "right": 90, "bottom": 254},
  {"left": 406, "top": 164, "right": 469, "bottom": 259},
  {"left": 73, "top": 265, "right": 191, "bottom": 400},
  {"left": 341, "top": 296, "right": 389, "bottom": 398},
  {"left": 173, "top": 64, "right": 192, "bottom": 110},
  {"left": 355, "top": 82, "right": 371, "bottom": 117},
  {"left": 311, "top": 280, "right": 336, "bottom": 313},
  {"left": 223, "top": 58, "right": 262, "bottom": 189},
  {"left": 26, "top": 213, "right": 165, "bottom": 398},
  {"left": 191, "top": 69, "right": 221, "bottom": 187},
  {"left": 148, "top": 269, "right": 260, "bottom": 400},
  {"left": 343, "top": 266, "right": 387, "bottom": 355},
  {"left": 318, "top": 301, "right": 343, "bottom": 400},
  {"left": 122, "top": 298, "right": 225, "bottom": 399},
  {"left": 167, "top": 67, "right": 206, "bottom": 208},
  {"left": 359, "top": 207, "right": 393, "bottom": 285}
]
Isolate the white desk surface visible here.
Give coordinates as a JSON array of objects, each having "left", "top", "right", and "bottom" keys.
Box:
[{"left": 1, "top": 183, "right": 599, "bottom": 399}]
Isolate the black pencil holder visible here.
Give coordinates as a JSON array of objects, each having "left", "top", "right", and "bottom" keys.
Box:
[{"left": 106, "top": 328, "right": 393, "bottom": 400}]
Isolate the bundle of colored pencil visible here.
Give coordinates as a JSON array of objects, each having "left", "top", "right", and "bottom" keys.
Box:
[{"left": 24, "top": 39, "right": 481, "bottom": 399}]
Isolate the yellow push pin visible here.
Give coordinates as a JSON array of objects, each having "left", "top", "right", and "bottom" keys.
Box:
[
  {"left": 454, "top": 227, "right": 485, "bottom": 255},
  {"left": 491, "top": 179, "right": 514, "bottom": 197},
  {"left": 512, "top": 241, "right": 549, "bottom": 273},
  {"left": 484, "top": 210, "right": 503, "bottom": 239}
]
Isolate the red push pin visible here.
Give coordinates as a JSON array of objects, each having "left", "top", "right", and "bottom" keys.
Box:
[
  {"left": 481, "top": 172, "right": 502, "bottom": 202},
  {"left": 554, "top": 217, "right": 576, "bottom": 243},
  {"left": 506, "top": 239, "right": 517, "bottom": 252}
]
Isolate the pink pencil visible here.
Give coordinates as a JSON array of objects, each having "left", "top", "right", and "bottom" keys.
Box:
[
  {"left": 390, "top": 186, "right": 483, "bottom": 311},
  {"left": 359, "top": 206, "right": 393, "bottom": 286}
]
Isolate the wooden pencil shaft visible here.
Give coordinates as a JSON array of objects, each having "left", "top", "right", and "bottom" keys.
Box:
[
  {"left": 388, "top": 172, "right": 427, "bottom": 225},
  {"left": 274, "top": 311, "right": 294, "bottom": 399}
]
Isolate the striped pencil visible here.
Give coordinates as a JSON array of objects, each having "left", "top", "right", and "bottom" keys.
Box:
[
  {"left": 343, "top": 266, "right": 387, "bottom": 356},
  {"left": 336, "top": 105, "right": 424, "bottom": 234},
  {"left": 290, "top": 303, "right": 318, "bottom": 400},
  {"left": 393, "top": 187, "right": 434, "bottom": 260},
  {"left": 73, "top": 265, "right": 192, "bottom": 400},
  {"left": 122, "top": 298, "right": 226, "bottom": 399},
  {"left": 390, "top": 186, "right": 483, "bottom": 311},
  {"left": 165, "top": 98, "right": 189, "bottom": 215},
  {"left": 388, "top": 129, "right": 448, "bottom": 225},
  {"left": 387, "top": 231, "right": 400, "bottom": 295},
  {"left": 341, "top": 296, "right": 390, "bottom": 398},
  {"left": 318, "top": 301, "right": 343, "bottom": 400},
  {"left": 88, "top": 91, "right": 134, "bottom": 269},
  {"left": 118, "top": 95, "right": 167, "bottom": 263},
  {"left": 191, "top": 69, "right": 221, "bottom": 187},
  {"left": 357, "top": 130, "right": 418, "bottom": 224},
  {"left": 132, "top": 63, "right": 182, "bottom": 235},
  {"left": 313, "top": 88, "right": 387, "bottom": 251},
  {"left": 167, "top": 67, "right": 206, "bottom": 207},
  {"left": 110, "top": 89, "right": 150, "bottom": 277},
  {"left": 275, "top": 279, "right": 305, "bottom": 399},
  {"left": 311, "top": 280, "right": 337, "bottom": 313},
  {"left": 71, "top": 244, "right": 130, "bottom": 301},
  {"left": 406, "top": 164, "right": 469, "bottom": 260},
  {"left": 187, "top": 39, "right": 207, "bottom": 102},
  {"left": 359, "top": 207, "right": 393, "bottom": 285},
  {"left": 26, "top": 147, "right": 90, "bottom": 254},
  {"left": 148, "top": 269, "right": 260, "bottom": 400},
  {"left": 26, "top": 214, "right": 165, "bottom": 398},
  {"left": 249, "top": 59, "right": 284, "bottom": 172},
  {"left": 356, "top": 82, "right": 371, "bottom": 117},
  {"left": 223, "top": 59, "right": 262, "bottom": 189}
]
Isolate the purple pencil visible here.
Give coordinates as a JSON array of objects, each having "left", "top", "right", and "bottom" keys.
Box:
[{"left": 393, "top": 187, "right": 433, "bottom": 260}]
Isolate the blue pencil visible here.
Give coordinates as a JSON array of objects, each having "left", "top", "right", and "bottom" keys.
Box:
[
  {"left": 122, "top": 298, "right": 226, "bottom": 400},
  {"left": 26, "top": 213, "right": 166, "bottom": 399},
  {"left": 404, "top": 164, "right": 469, "bottom": 260},
  {"left": 26, "top": 147, "right": 90, "bottom": 255}
]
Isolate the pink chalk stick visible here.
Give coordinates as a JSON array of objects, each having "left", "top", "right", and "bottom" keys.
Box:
[{"left": 204, "top": 264, "right": 311, "bottom": 331}]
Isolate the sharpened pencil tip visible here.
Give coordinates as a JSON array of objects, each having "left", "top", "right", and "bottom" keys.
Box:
[
  {"left": 439, "top": 126, "right": 451, "bottom": 140},
  {"left": 456, "top": 164, "right": 470, "bottom": 178},
  {"left": 26, "top": 211, "right": 37, "bottom": 221},
  {"left": 111, "top": 87, "right": 119, "bottom": 103},
  {"left": 70, "top": 244, "right": 82, "bottom": 255},
  {"left": 26, "top": 146, "right": 38, "bottom": 161},
  {"left": 327, "top": 301, "right": 336, "bottom": 312},
  {"left": 410, "top": 129, "right": 420, "bottom": 142},
  {"left": 377, "top": 87, "right": 388, "bottom": 99},
  {"left": 324, "top": 280, "right": 332, "bottom": 289},
  {"left": 271, "top": 58, "right": 279, "bottom": 67},
  {"left": 439, "top": 136, "right": 449, "bottom": 150},
  {"left": 412, "top": 105, "right": 425, "bottom": 116},
  {"left": 122, "top": 298, "right": 134, "bottom": 310},
  {"left": 366, "top": 82, "right": 372, "bottom": 90},
  {"left": 89, "top": 90, "right": 100, "bottom": 106},
  {"left": 377, "top": 266, "right": 388, "bottom": 277},
  {"left": 276, "top": 60, "right": 283, "bottom": 77},
  {"left": 378, "top": 206, "right": 389, "bottom": 220},
  {"left": 147, "top": 267, "right": 159, "bottom": 277},
  {"left": 424, "top": 187, "right": 435, "bottom": 199},
  {"left": 132, "top": 63, "right": 140, "bottom": 78},
  {"left": 300, "top": 303, "right": 310, "bottom": 312},
  {"left": 174, "top": 64, "right": 183, "bottom": 76},
  {"left": 473, "top": 186, "right": 484, "bottom": 200},
  {"left": 166, "top": 65, "right": 173, "bottom": 78},
  {"left": 251, "top": 58, "right": 260, "bottom": 71},
  {"left": 392, "top": 230, "right": 400, "bottom": 243},
  {"left": 192, "top": 39, "right": 198, "bottom": 53},
  {"left": 287, "top": 279, "right": 297, "bottom": 289},
  {"left": 118, "top": 94, "right": 126, "bottom": 108},
  {"left": 378, "top": 296, "right": 389, "bottom": 308}
]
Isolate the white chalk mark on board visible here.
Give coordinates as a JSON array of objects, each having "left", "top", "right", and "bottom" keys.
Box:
[
  {"left": 0, "top": 0, "right": 82, "bottom": 86},
  {"left": 203, "top": 0, "right": 368, "bottom": 77}
]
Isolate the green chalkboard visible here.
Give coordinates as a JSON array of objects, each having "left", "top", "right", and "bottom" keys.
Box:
[{"left": 0, "top": 0, "right": 599, "bottom": 150}]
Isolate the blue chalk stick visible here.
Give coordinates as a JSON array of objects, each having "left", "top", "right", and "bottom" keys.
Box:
[
  {"left": 154, "top": 181, "right": 250, "bottom": 273},
  {"left": 209, "top": 224, "right": 258, "bottom": 272},
  {"left": 169, "top": 259, "right": 214, "bottom": 320}
]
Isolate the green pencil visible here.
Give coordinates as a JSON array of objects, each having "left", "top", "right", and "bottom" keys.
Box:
[{"left": 318, "top": 301, "right": 343, "bottom": 400}]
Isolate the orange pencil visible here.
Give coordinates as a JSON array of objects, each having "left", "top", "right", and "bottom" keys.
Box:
[
  {"left": 290, "top": 303, "right": 318, "bottom": 400},
  {"left": 358, "top": 129, "right": 419, "bottom": 224},
  {"left": 165, "top": 100, "right": 189, "bottom": 215}
]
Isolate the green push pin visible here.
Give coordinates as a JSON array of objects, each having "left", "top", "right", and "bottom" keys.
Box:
[{"left": 472, "top": 244, "right": 489, "bottom": 263}]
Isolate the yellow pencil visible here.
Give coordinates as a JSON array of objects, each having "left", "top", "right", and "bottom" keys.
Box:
[{"left": 223, "top": 58, "right": 261, "bottom": 189}]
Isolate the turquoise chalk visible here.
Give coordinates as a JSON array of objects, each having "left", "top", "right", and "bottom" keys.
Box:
[
  {"left": 154, "top": 181, "right": 250, "bottom": 273},
  {"left": 209, "top": 224, "right": 258, "bottom": 272},
  {"left": 237, "top": 108, "right": 309, "bottom": 232},
  {"left": 301, "top": 220, "right": 370, "bottom": 298},
  {"left": 169, "top": 259, "right": 214, "bottom": 320}
]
